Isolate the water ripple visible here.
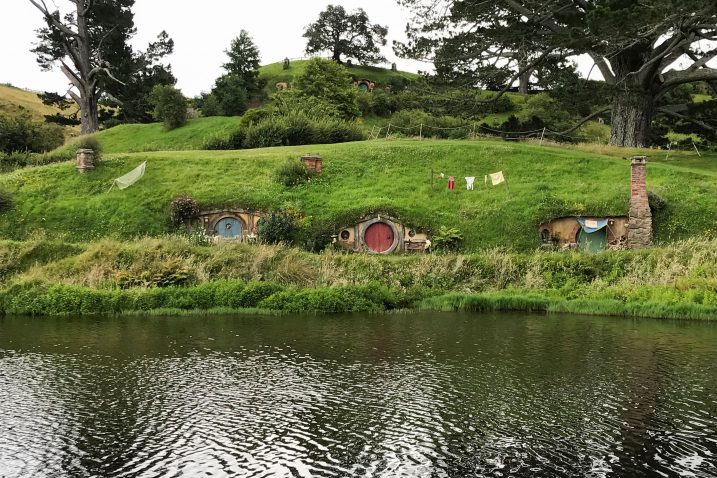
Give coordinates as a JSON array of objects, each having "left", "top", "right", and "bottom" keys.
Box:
[{"left": 1, "top": 313, "right": 716, "bottom": 477}]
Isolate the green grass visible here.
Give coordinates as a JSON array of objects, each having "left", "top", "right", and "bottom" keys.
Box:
[
  {"left": 2, "top": 236, "right": 717, "bottom": 319},
  {"left": 54, "top": 116, "right": 242, "bottom": 155},
  {"left": 1, "top": 139, "right": 716, "bottom": 250},
  {"left": 259, "top": 59, "right": 419, "bottom": 89}
]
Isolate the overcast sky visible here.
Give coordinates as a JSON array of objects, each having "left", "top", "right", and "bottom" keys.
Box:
[{"left": 1, "top": 0, "right": 430, "bottom": 96}]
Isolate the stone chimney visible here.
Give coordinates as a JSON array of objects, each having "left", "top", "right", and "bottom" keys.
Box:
[
  {"left": 627, "top": 156, "right": 652, "bottom": 248},
  {"left": 75, "top": 148, "right": 96, "bottom": 173},
  {"left": 301, "top": 154, "right": 323, "bottom": 174}
]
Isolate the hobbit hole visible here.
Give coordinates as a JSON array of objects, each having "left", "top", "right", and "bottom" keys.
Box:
[{"left": 336, "top": 215, "right": 429, "bottom": 254}]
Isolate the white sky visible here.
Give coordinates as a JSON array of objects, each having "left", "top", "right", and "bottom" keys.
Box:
[
  {"left": 1, "top": 0, "right": 429, "bottom": 96},
  {"left": 2, "top": 1, "right": 710, "bottom": 97}
]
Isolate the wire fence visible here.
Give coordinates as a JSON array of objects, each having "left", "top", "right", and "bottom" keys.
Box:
[
  {"left": 369, "top": 122, "right": 599, "bottom": 143},
  {"left": 369, "top": 122, "right": 715, "bottom": 152}
]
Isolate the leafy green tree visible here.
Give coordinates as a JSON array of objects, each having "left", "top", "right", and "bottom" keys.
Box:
[
  {"left": 304, "top": 5, "right": 388, "bottom": 65},
  {"left": 29, "top": 0, "right": 175, "bottom": 133},
  {"left": 211, "top": 74, "right": 250, "bottom": 116},
  {"left": 295, "top": 58, "right": 359, "bottom": 119},
  {"left": 198, "top": 31, "right": 262, "bottom": 117},
  {"left": 396, "top": 0, "right": 717, "bottom": 147},
  {"left": 223, "top": 30, "right": 262, "bottom": 93},
  {"left": 149, "top": 85, "right": 187, "bottom": 130}
]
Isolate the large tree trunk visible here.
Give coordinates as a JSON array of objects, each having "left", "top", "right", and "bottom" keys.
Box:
[
  {"left": 609, "top": 89, "right": 654, "bottom": 148},
  {"left": 79, "top": 89, "right": 99, "bottom": 135},
  {"left": 518, "top": 71, "right": 530, "bottom": 94}
]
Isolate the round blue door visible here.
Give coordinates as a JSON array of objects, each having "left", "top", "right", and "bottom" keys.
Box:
[{"left": 214, "top": 217, "right": 243, "bottom": 239}]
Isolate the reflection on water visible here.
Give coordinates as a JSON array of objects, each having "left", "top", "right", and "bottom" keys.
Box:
[{"left": 0, "top": 313, "right": 716, "bottom": 477}]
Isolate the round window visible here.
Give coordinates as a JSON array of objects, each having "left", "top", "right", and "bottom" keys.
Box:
[
  {"left": 408, "top": 230, "right": 416, "bottom": 238},
  {"left": 340, "top": 230, "right": 350, "bottom": 240}
]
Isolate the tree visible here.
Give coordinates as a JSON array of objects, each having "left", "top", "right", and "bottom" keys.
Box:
[
  {"left": 223, "top": 30, "right": 262, "bottom": 93},
  {"left": 197, "top": 31, "right": 262, "bottom": 117},
  {"left": 29, "top": 0, "right": 174, "bottom": 134},
  {"left": 295, "top": 58, "right": 360, "bottom": 119},
  {"left": 148, "top": 84, "right": 187, "bottom": 130},
  {"left": 304, "top": 5, "right": 389, "bottom": 65},
  {"left": 396, "top": 0, "right": 717, "bottom": 147}
]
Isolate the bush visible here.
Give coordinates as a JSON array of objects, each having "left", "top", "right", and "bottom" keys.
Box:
[
  {"left": 389, "top": 110, "right": 472, "bottom": 139},
  {"left": 432, "top": 226, "right": 464, "bottom": 251},
  {"left": 149, "top": 84, "right": 188, "bottom": 130},
  {"left": 0, "top": 113, "right": 65, "bottom": 153},
  {"left": 0, "top": 189, "right": 12, "bottom": 213},
  {"left": 257, "top": 212, "right": 297, "bottom": 245},
  {"left": 648, "top": 191, "right": 668, "bottom": 215},
  {"left": 275, "top": 160, "right": 316, "bottom": 187},
  {"left": 74, "top": 135, "right": 102, "bottom": 158},
  {"left": 170, "top": 195, "right": 200, "bottom": 225}
]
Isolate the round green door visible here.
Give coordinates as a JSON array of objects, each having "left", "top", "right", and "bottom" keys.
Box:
[{"left": 577, "top": 228, "right": 608, "bottom": 253}]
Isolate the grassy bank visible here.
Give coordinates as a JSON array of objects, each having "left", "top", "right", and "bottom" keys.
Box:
[
  {"left": 1, "top": 140, "right": 716, "bottom": 250},
  {"left": 1, "top": 236, "right": 716, "bottom": 319}
]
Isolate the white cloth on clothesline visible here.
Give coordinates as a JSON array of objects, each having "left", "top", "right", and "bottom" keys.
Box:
[{"left": 465, "top": 177, "right": 475, "bottom": 190}]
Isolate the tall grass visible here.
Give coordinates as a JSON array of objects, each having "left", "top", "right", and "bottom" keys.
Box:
[{"left": 1, "top": 237, "right": 717, "bottom": 319}]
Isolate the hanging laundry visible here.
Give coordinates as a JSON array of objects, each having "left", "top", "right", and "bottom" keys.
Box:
[
  {"left": 489, "top": 171, "right": 505, "bottom": 186},
  {"left": 448, "top": 176, "right": 456, "bottom": 190},
  {"left": 465, "top": 177, "right": 476, "bottom": 190}
]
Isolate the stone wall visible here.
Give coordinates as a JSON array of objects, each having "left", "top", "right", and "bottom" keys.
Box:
[{"left": 627, "top": 156, "right": 652, "bottom": 248}]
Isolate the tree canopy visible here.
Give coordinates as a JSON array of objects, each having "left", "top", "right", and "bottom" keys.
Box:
[
  {"left": 29, "top": 0, "right": 175, "bottom": 133},
  {"left": 396, "top": 0, "right": 717, "bottom": 147},
  {"left": 196, "top": 31, "right": 263, "bottom": 117},
  {"left": 304, "top": 5, "right": 389, "bottom": 65}
]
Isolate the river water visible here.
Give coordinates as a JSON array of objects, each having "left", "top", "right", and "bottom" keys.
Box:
[{"left": 0, "top": 313, "right": 716, "bottom": 478}]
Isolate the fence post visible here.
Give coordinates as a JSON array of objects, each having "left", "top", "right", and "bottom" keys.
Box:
[
  {"left": 419, "top": 123, "right": 423, "bottom": 140},
  {"left": 385, "top": 123, "right": 391, "bottom": 139},
  {"left": 471, "top": 123, "right": 476, "bottom": 140},
  {"left": 539, "top": 127, "right": 546, "bottom": 146},
  {"left": 693, "top": 142, "right": 702, "bottom": 157}
]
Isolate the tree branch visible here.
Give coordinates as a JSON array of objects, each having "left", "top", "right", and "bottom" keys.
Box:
[
  {"left": 657, "top": 107, "right": 716, "bottom": 132},
  {"left": 558, "top": 106, "right": 612, "bottom": 135},
  {"left": 28, "top": 0, "right": 80, "bottom": 38},
  {"left": 589, "top": 54, "right": 616, "bottom": 84},
  {"left": 660, "top": 67, "right": 717, "bottom": 92}
]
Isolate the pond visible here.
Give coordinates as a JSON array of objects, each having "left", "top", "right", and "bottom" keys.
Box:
[{"left": 0, "top": 313, "right": 716, "bottom": 477}]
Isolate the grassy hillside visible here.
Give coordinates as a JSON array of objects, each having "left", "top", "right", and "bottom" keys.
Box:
[
  {"left": 0, "top": 84, "right": 80, "bottom": 140},
  {"left": 259, "top": 60, "right": 419, "bottom": 91},
  {"left": 1, "top": 139, "right": 715, "bottom": 250},
  {"left": 56, "top": 116, "right": 241, "bottom": 155},
  {"left": 0, "top": 84, "right": 63, "bottom": 120}
]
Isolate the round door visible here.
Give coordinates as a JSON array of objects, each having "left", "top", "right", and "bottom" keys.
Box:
[
  {"left": 577, "top": 228, "right": 607, "bottom": 253},
  {"left": 214, "top": 217, "right": 243, "bottom": 239},
  {"left": 364, "top": 222, "right": 395, "bottom": 253}
]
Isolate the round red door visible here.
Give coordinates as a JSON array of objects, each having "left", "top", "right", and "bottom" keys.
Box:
[{"left": 364, "top": 222, "right": 395, "bottom": 253}]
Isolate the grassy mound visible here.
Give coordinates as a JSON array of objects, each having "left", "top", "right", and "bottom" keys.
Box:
[
  {"left": 1, "top": 139, "right": 715, "bottom": 250},
  {"left": 259, "top": 60, "right": 418, "bottom": 90}
]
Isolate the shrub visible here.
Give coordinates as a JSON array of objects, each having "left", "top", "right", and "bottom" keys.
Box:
[
  {"left": 257, "top": 212, "right": 297, "bottom": 245},
  {"left": 0, "top": 189, "right": 13, "bottom": 213},
  {"left": 74, "top": 135, "right": 102, "bottom": 158},
  {"left": 237, "top": 281, "right": 284, "bottom": 307},
  {"left": 170, "top": 195, "right": 200, "bottom": 226},
  {"left": 0, "top": 113, "right": 65, "bottom": 153},
  {"left": 648, "top": 191, "right": 668, "bottom": 215},
  {"left": 149, "top": 84, "right": 188, "bottom": 130},
  {"left": 432, "top": 226, "right": 464, "bottom": 251},
  {"left": 275, "top": 160, "right": 316, "bottom": 187}
]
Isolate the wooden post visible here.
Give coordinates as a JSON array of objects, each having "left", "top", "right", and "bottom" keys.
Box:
[
  {"left": 539, "top": 127, "right": 546, "bottom": 146},
  {"left": 693, "top": 142, "right": 701, "bottom": 157},
  {"left": 419, "top": 123, "right": 423, "bottom": 140},
  {"left": 665, "top": 142, "right": 672, "bottom": 161},
  {"left": 385, "top": 123, "right": 391, "bottom": 139}
]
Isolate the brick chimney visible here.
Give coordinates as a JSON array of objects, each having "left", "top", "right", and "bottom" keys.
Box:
[{"left": 627, "top": 156, "right": 652, "bottom": 248}]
